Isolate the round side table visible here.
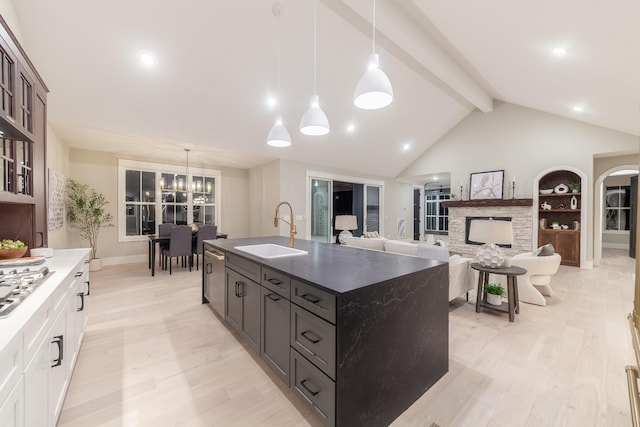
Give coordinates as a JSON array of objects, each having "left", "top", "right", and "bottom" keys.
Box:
[{"left": 470, "top": 262, "right": 527, "bottom": 322}]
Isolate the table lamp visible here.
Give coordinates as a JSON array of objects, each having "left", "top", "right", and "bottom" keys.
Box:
[
  {"left": 468, "top": 219, "right": 513, "bottom": 268},
  {"left": 335, "top": 215, "right": 358, "bottom": 244}
]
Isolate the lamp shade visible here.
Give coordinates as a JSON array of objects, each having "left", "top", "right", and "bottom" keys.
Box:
[
  {"left": 335, "top": 215, "right": 358, "bottom": 231},
  {"left": 468, "top": 219, "right": 513, "bottom": 245},
  {"left": 353, "top": 54, "right": 393, "bottom": 110},
  {"left": 267, "top": 116, "right": 291, "bottom": 147},
  {"left": 300, "top": 95, "right": 330, "bottom": 136}
]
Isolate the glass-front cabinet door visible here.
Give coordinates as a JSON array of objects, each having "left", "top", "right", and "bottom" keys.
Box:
[{"left": 310, "top": 178, "right": 332, "bottom": 243}]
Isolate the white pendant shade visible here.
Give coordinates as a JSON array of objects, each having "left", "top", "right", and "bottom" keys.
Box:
[
  {"left": 267, "top": 116, "right": 291, "bottom": 147},
  {"left": 300, "top": 95, "right": 330, "bottom": 136},
  {"left": 354, "top": 53, "right": 393, "bottom": 110}
]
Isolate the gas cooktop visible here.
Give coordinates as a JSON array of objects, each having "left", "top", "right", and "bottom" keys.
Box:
[{"left": 0, "top": 266, "right": 53, "bottom": 318}]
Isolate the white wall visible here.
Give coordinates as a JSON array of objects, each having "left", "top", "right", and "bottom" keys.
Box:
[
  {"left": 399, "top": 102, "right": 639, "bottom": 261},
  {"left": 46, "top": 125, "right": 70, "bottom": 249},
  {"left": 248, "top": 160, "right": 281, "bottom": 237}
]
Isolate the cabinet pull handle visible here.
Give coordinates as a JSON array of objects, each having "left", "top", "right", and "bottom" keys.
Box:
[
  {"left": 301, "top": 293, "right": 321, "bottom": 304},
  {"left": 51, "top": 335, "right": 64, "bottom": 367},
  {"left": 300, "top": 330, "right": 321, "bottom": 344},
  {"left": 85, "top": 281, "right": 90, "bottom": 295},
  {"left": 267, "top": 278, "right": 282, "bottom": 286},
  {"left": 300, "top": 379, "right": 320, "bottom": 396},
  {"left": 235, "top": 281, "right": 244, "bottom": 297},
  {"left": 206, "top": 263, "right": 212, "bottom": 274},
  {"left": 77, "top": 293, "right": 85, "bottom": 312},
  {"left": 84, "top": 259, "right": 90, "bottom": 264},
  {"left": 266, "top": 293, "right": 281, "bottom": 302},
  {"left": 74, "top": 272, "right": 82, "bottom": 277}
]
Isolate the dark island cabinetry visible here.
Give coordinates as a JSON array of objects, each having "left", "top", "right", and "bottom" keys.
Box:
[{"left": 203, "top": 237, "right": 449, "bottom": 427}]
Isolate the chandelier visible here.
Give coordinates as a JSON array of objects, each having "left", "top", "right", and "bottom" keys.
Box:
[{"left": 159, "top": 149, "right": 211, "bottom": 195}]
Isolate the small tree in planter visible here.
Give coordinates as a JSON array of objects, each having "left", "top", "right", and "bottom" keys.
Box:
[
  {"left": 485, "top": 283, "right": 505, "bottom": 306},
  {"left": 65, "top": 179, "right": 114, "bottom": 270}
]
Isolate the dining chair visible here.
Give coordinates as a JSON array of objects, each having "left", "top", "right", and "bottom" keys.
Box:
[
  {"left": 193, "top": 225, "right": 217, "bottom": 270},
  {"left": 161, "top": 225, "right": 192, "bottom": 274},
  {"left": 157, "top": 223, "right": 174, "bottom": 267}
]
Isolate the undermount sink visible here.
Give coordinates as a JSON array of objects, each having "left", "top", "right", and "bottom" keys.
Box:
[{"left": 234, "top": 244, "right": 308, "bottom": 259}]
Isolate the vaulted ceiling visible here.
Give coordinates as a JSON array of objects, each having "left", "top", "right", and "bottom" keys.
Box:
[{"left": 10, "top": 0, "right": 640, "bottom": 177}]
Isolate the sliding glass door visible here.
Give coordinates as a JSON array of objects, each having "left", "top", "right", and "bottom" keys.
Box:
[{"left": 311, "top": 178, "right": 332, "bottom": 243}]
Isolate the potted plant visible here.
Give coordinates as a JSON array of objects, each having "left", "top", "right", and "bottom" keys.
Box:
[
  {"left": 65, "top": 179, "right": 114, "bottom": 271},
  {"left": 568, "top": 182, "right": 581, "bottom": 193},
  {"left": 485, "top": 283, "right": 505, "bottom": 306}
]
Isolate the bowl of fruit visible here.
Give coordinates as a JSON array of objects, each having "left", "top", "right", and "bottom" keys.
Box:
[{"left": 0, "top": 239, "right": 28, "bottom": 259}]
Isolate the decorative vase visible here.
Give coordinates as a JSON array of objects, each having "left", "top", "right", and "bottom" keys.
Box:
[
  {"left": 487, "top": 293, "right": 502, "bottom": 306},
  {"left": 89, "top": 258, "right": 103, "bottom": 271},
  {"left": 570, "top": 196, "right": 577, "bottom": 210}
]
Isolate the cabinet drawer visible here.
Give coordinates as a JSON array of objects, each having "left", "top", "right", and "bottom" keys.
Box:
[
  {"left": 291, "top": 279, "right": 336, "bottom": 324},
  {"left": 262, "top": 267, "right": 290, "bottom": 299},
  {"left": 226, "top": 253, "right": 261, "bottom": 283},
  {"left": 291, "top": 348, "right": 335, "bottom": 427},
  {"left": 291, "top": 305, "right": 336, "bottom": 380}
]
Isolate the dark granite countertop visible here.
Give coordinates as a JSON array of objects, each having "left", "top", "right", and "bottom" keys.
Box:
[{"left": 204, "top": 236, "right": 445, "bottom": 295}]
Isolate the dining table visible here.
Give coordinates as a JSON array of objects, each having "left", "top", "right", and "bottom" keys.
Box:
[{"left": 148, "top": 232, "right": 228, "bottom": 276}]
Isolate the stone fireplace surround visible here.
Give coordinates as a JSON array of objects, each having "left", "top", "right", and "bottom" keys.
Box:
[{"left": 442, "top": 199, "right": 533, "bottom": 257}]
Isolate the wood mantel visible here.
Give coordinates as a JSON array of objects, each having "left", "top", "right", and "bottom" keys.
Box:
[{"left": 443, "top": 198, "right": 533, "bottom": 208}]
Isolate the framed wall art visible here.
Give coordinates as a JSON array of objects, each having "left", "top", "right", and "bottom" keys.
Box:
[{"left": 469, "top": 170, "right": 504, "bottom": 200}]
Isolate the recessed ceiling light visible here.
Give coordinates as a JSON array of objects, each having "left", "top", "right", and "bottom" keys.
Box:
[
  {"left": 402, "top": 143, "right": 411, "bottom": 151},
  {"left": 572, "top": 105, "right": 584, "bottom": 112},
  {"left": 347, "top": 123, "right": 355, "bottom": 133},
  {"left": 267, "top": 97, "right": 277, "bottom": 107},
  {"left": 551, "top": 47, "right": 568, "bottom": 56},
  {"left": 139, "top": 53, "right": 155, "bottom": 66}
]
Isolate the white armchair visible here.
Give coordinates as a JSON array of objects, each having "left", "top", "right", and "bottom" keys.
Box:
[{"left": 509, "top": 252, "right": 562, "bottom": 306}]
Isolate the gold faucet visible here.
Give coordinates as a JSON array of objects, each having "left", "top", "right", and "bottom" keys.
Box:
[{"left": 274, "top": 201, "right": 297, "bottom": 248}]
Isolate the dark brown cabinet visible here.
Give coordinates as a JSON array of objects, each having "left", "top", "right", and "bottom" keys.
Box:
[
  {"left": 0, "top": 15, "right": 48, "bottom": 250},
  {"left": 538, "top": 170, "right": 581, "bottom": 267}
]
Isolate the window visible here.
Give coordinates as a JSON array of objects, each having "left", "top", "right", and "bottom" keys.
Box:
[
  {"left": 118, "top": 159, "right": 221, "bottom": 241},
  {"left": 605, "top": 185, "right": 630, "bottom": 231},
  {"left": 424, "top": 187, "right": 450, "bottom": 234},
  {"left": 125, "top": 170, "right": 156, "bottom": 236}
]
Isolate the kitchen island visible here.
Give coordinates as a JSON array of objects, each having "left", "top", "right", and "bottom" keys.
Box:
[{"left": 202, "top": 236, "right": 448, "bottom": 427}]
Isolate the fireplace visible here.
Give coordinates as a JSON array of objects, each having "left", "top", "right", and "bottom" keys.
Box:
[
  {"left": 465, "top": 216, "right": 512, "bottom": 248},
  {"left": 442, "top": 199, "right": 533, "bottom": 257}
]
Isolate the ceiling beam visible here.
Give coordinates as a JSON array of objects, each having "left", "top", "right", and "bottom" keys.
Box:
[{"left": 322, "top": 0, "right": 493, "bottom": 112}]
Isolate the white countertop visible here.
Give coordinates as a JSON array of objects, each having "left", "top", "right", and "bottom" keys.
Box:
[{"left": 0, "top": 248, "right": 91, "bottom": 353}]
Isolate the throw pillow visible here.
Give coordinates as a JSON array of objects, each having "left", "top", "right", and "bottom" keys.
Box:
[
  {"left": 537, "top": 243, "right": 555, "bottom": 256},
  {"left": 363, "top": 231, "right": 380, "bottom": 238}
]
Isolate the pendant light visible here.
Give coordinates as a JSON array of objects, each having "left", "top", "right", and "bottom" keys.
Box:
[
  {"left": 353, "top": 0, "right": 393, "bottom": 110},
  {"left": 267, "top": 3, "right": 292, "bottom": 147},
  {"left": 300, "top": 0, "right": 330, "bottom": 136}
]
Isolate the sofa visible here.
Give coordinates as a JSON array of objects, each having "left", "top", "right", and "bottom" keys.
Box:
[{"left": 343, "top": 237, "right": 475, "bottom": 301}]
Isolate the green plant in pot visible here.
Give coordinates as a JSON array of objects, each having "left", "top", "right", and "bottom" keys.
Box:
[
  {"left": 65, "top": 179, "right": 114, "bottom": 271},
  {"left": 568, "top": 182, "right": 581, "bottom": 193},
  {"left": 485, "top": 283, "right": 505, "bottom": 306}
]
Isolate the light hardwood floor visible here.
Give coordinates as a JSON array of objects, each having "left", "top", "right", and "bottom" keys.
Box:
[{"left": 58, "top": 250, "right": 635, "bottom": 426}]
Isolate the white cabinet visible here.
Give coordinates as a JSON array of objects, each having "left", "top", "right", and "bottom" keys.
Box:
[
  {"left": 0, "top": 378, "right": 24, "bottom": 427},
  {"left": 23, "top": 334, "right": 49, "bottom": 427},
  {"left": 0, "top": 249, "right": 90, "bottom": 427}
]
